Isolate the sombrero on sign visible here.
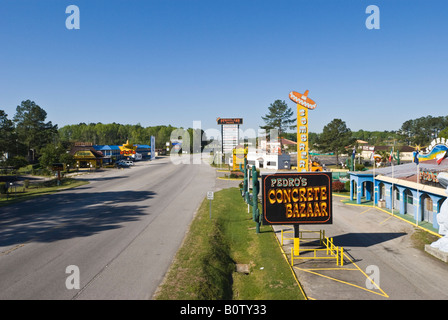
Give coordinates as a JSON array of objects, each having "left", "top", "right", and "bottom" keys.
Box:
[{"left": 289, "top": 90, "right": 317, "bottom": 109}]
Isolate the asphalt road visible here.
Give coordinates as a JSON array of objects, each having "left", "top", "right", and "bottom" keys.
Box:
[{"left": 0, "top": 156, "right": 216, "bottom": 299}]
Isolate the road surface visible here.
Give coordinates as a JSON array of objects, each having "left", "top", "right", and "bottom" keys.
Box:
[{"left": 0, "top": 156, "right": 216, "bottom": 299}]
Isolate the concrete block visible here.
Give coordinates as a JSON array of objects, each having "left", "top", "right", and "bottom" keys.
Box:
[{"left": 425, "top": 244, "right": 448, "bottom": 263}]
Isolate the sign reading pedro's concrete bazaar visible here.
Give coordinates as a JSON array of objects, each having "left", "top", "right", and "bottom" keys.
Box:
[{"left": 262, "top": 172, "right": 332, "bottom": 225}]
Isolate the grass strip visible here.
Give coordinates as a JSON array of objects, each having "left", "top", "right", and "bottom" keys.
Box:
[
  {"left": 155, "top": 187, "right": 305, "bottom": 300},
  {"left": 0, "top": 178, "right": 89, "bottom": 207}
]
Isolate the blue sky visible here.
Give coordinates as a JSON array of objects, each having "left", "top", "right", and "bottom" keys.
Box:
[{"left": 0, "top": 0, "right": 447, "bottom": 134}]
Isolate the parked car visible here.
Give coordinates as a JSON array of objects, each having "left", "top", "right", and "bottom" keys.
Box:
[{"left": 116, "top": 161, "right": 129, "bottom": 168}]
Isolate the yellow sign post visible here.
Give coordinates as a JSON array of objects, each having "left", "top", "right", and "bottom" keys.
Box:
[{"left": 289, "top": 90, "right": 317, "bottom": 172}]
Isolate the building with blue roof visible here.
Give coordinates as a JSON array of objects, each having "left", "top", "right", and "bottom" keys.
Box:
[{"left": 92, "top": 144, "right": 151, "bottom": 164}]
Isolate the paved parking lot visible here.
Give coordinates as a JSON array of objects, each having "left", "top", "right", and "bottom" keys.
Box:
[{"left": 273, "top": 195, "right": 448, "bottom": 300}]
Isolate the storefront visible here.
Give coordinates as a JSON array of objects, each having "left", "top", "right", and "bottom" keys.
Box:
[
  {"left": 350, "top": 161, "right": 448, "bottom": 233},
  {"left": 92, "top": 143, "right": 151, "bottom": 164},
  {"left": 70, "top": 145, "right": 104, "bottom": 169}
]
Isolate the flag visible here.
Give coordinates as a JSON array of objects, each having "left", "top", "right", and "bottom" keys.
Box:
[
  {"left": 436, "top": 151, "right": 446, "bottom": 165},
  {"left": 389, "top": 148, "right": 393, "bottom": 162},
  {"left": 413, "top": 150, "right": 419, "bottom": 165}
]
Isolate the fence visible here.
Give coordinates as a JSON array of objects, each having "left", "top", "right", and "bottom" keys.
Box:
[{"left": 282, "top": 229, "right": 344, "bottom": 267}]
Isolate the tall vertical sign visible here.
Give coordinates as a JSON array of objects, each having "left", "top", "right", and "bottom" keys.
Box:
[
  {"left": 217, "top": 118, "right": 243, "bottom": 158},
  {"left": 150, "top": 136, "right": 156, "bottom": 160},
  {"left": 289, "top": 90, "right": 317, "bottom": 172}
]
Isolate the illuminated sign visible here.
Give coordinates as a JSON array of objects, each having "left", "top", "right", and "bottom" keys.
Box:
[
  {"left": 119, "top": 140, "right": 137, "bottom": 155},
  {"left": 290, "top": 90, "right": 316, "bottom": 172},
  {"left": 217, "top": 118, "right": 243, "bottom": 125},
  {"left": 262, "top": 172, "right": 332, "bottom": 225}
]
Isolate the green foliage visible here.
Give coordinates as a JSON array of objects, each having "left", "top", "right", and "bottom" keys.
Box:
[
  {"left": 344, "top": 180, "right": 351, "bottom": 191},
  {"left": 260, "top": 100, "right": 296, "bottom": 139},
  {"left": 39, "top": 143, "right": 74, "bottom": 169},
  {"left": 0, "top": 182, "right": 7, "bottom": 194},
  {"left": 155, "top": 188, "right": 304, "bottom": 300},
  {"left": 13, "top": 100, "right": 58, "bottom": 162},
  {"left": 0, "top": 110, "right": 16, "bottom": 155},
  {"left": 351, "top": 129, "right": 400, "bottom": 146},
  {"left": 315, "top": 119, "right": 355, "bottom": 164},
  {"left": 58, "top": 122, "right": 179, "bottom": 149},
  {"left": 397, "top": 115, "right": 448, "bottom": 146},
  {"left": 439, "top": 127, "right": 448, "bottom": 140},
  {"left": 3, "top": 156, "right": 28, "bottom": 169}
]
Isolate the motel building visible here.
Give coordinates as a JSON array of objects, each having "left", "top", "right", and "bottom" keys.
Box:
[
  {"left": 93, "top": 144, "right": 150, "bottom": 165},
  {"left": 70, "top": 142, "right": 151, "bottom": 169},
  {"left": 349, "top": 139, "right": 448, "bottom": 234}
]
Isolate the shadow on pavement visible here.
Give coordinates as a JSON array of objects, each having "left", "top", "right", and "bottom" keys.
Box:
[
  {"left": 0, "top": 189, "right": 156, "bottom": 247},
  {"left": 332, "top": 232, "right": 407, "bottom": 248}
]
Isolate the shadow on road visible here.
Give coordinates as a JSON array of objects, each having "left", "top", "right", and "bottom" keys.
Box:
[
  {"left": 332, "top": 232, "right": 407, "bottom": 248},
  {"left": 0, "top": 189, "right": 156, "bottom": 247}
]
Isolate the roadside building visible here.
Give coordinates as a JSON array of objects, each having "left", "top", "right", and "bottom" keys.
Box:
[
  {"left": 359, "top": 145, "right": 416, "bottom": 163},
  {"left": 246, "top": 150, "right": 291, "bottom": 170},
  {"left": 70, "top": 143, "right": 104, "bottom": 169},
  {"left": 280, "top": 138, "right": 297, "bottom": 151},
  {"left": 349, "top": 138, "right": 448, "bottom": 234},
  {"left": 93, "top": 145, "right": 121, "bottom": 165},
  {"left": 135, "top": 144, "right": 151, "bottom": 158},
  {"left": 92, "top": 143, "right": 151, "bottom": 164}
]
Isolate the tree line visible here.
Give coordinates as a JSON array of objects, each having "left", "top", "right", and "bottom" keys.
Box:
[
  {"left": 0, "top": 100, "right": 203, "bottom": 171},
  {"left": 261, "top": 100, "right": 448, "bottom": 164},
  {"left": 2, "top": 99, "right": 448, "bottom": 171}
]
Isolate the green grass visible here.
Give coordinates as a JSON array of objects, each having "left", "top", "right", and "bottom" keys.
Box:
[
  {"left": 155, "top": 187, "right": 305, "bottom": 300},
  {"left": 0, "top": 178, "right": 89, "bottom": 207}
]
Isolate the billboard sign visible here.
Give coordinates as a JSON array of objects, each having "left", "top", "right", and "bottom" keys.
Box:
[
  {"left": 262, "top": 172, "right": 332, "bottom": 225},
  {"left": 217, "top": 118, "right": 243, "bottom": 125},
  {"left": 119, "top": 140, "right": 137, "bottom": 156}
]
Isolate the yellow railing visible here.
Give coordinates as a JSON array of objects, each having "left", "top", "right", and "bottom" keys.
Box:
[
  {"left": 285, "top": 230, "right": 344, "bottom": 267},
  {"left": 281, "top": 229, "right": 325, "bottom": 246}
]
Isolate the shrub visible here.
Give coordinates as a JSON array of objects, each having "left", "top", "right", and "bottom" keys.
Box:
[
  {"left": 0, "top": 182, "right": 7, "bottom": 194},
  {"left": 332, "top": 180, "right": 346, "bottom": 192},
  {"left": 344, "top": 180, "right": 351, "bottom": 191}
]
